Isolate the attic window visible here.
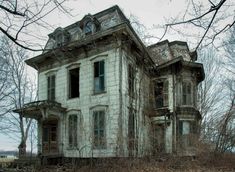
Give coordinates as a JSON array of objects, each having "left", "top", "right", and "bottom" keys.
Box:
[
  {"left": 84, "top": 21, "right": 93, "bottom": 35},
  {"left": 56, "top": 34, "right": 63, "bottom": 47}
]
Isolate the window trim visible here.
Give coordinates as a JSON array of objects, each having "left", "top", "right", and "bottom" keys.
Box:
[
  {"left": 68, "top": 114, "right": 78, "bottom": 148},
  {"left": 154, "top": 79, "right": 169, "bottom": 108},
  {"left": 66, "top": 110, "right": 81, "bottom": 149},
  {"left": 67, "top": 64, "right": 80, "bottom": 99},
  {"left": 90, "top": 105, "right": 108, "bottom": 150},
  {"left": 93, "top": 60, "right": 105, "bottom": 94},
  {"left": 182, "top": 81, "right": 193, "bottom": 106}
]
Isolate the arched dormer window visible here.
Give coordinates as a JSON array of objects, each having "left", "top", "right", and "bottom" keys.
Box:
[
  {"left": 84, "top": 21, "right": 93, "bottom": 35},
  {"left": 182, "top": 81, "right": 193, "bottom": 105},
  {"left": 50, "top": 27, "right": 70, "bottom": 48},
  {"left": 81, "top": 14, "right": 100, "bottom": 35}
]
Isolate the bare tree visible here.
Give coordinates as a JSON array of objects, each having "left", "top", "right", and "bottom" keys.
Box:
[
  {"left": 159, "top": 0, "right": 235, "bottom": 50},
  {"left": 0, "top": 36, "right": 37, "bottom": 156},
  {"left": 0, "top": 0, "right": 71, "bottom": 51},
  {"left": 197, "top": 47, "right": 224, "bottom": 143}
]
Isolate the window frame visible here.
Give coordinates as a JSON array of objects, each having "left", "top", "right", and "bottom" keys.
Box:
[
  {"left": 47, "top": 74, "right": 56, "bottom": 101},
  {"left": 154, "top": 79, "right": 169, "bottom": 108},
  {"left": 182, "top": 81, "right": 193, "bottom": 105},
  {"left": 93, "top": 110, "right": 106, "bottom": 149},
  {"left": 94, "top": 60, "right": 105, "bottom": 94},
  {"left": 128, "top": 64, "right": 135, "bottom": 97},
  {"left": 68, "top": 114, "right": 78, "bottom": 148},
  {"left": 68, "top": 66, "right": 80, "bottom": 99}
]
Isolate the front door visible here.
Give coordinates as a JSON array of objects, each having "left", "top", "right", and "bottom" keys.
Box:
[{"left": 42, "top": 119, "right": 58, "bottom": 154}]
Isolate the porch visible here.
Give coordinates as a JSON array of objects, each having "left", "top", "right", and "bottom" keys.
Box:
[{"left": 13, "top": 100, "right": 66, "bottom": 156}]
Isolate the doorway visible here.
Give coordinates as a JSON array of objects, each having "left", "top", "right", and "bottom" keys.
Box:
[{"left": 42, "top": 119, "right": 58, "bottom": 154}]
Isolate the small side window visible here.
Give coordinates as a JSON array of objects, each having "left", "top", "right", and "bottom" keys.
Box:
[
  {"left": 128, "top": 64, "right": 135, "bottom": 97},
  {"left": 182, "top": 81, "right": 192, "bottom": 105},
  {"left": 47, "top": 75, "right": 56, "bottom": 101},
  {"left": 94, "top": 60, "right": 105, "bottom": 93},
  {"left": 68, "top": 115, "right": 78, "bottom": 148}
]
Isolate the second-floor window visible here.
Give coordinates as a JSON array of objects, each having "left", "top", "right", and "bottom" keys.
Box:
[
  {"left": 155, "top": 80, "right": 168, "bottom": 108},
  {"left": 47, "top": 75, "right": 55, "bottom": 101},
  {"left": 94, "top": 60, "right": 105, "bottom": 93},
  {"left": 128, "top": 64, "right": 135, "bottom": 97},
  {"left": 182, "top": 81, "right": 192, "bottom": 105},
  {"left": 68, "top": 115, "right": 78, "bottom": 148},
  {"left": 69, "top": 67, "right": 80, "bottom": 98}
]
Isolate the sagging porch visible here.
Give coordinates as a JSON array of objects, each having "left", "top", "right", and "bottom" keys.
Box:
[{"left": 14, "top": 100, "right": 66, "bottom": 157}]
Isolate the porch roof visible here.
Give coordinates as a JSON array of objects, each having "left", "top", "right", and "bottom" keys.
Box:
[{"left": 13, "top": 100, "right": 66, "bottom": 120}]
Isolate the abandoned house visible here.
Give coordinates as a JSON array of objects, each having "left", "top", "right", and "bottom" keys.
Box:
[{"left": 14, "top": 5, "right": 204, "bottom": 160}]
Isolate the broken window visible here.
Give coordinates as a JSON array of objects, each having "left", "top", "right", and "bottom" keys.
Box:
[
  {"left": 68, "top": 115, "right": 78, "bottom": 148},
  {"left": 128, "top": 64, "right": 135, "bottom": 97},
  {"left": 128, "top": 108, "right": 135, "bottom": 156},
  {"left": 182, "top": 82, "right": 192, "bottom": 105},
  {"left": 69, "top": 67, "right": 80, "bottom": 98},
  {"left": 154, "top": 80, "right": 168, "bottom": 108},
  {"left": 94, "top": 60, "right": 105, "bottom": 93},
  {"left": 47, "top": 75, "right": 55, "bottom": 101},
  {"left": 93, "top": 110, "right": 105, "bottom": 149}
]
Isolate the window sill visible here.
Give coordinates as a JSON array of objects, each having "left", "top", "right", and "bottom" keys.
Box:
[
  {"left": 92, "top": 91, "right": 106, "bottom": 96},
  {"left": 67, "top": 97, "right": 80, "bottom": 100},
  {"left": 67, "top": 147, "right": 78, "bottom": 150}
]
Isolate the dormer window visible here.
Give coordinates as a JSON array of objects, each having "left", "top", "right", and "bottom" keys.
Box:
[
  {"left": 56, "top": 33, "right": 63, "bottom": 47},
  {"left": 50, "top": 27, "right": 70, "bottom": 48},
  {"left": 84, "top": 21, "right": 93, "bottom": 35}
]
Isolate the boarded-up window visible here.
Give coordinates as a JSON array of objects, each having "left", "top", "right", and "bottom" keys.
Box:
[
  {"left": 68, "top": 115, "right": 78, "bottom": 147},
  {"left": 94, "top": 60, "right": 105, "bottom": 93},
  {"left": 69, "top": 68, "right": 80, "bottom": 98},
  {"left": 155, "top": 80, "right": 168, "bottom": 108},
  {"left": 47, "top": 75, "right": 55, "bottom": 101},
  {"left": 93, "top": 111, "right": 105, "bottom": 149},
  {"left": 128, "top": 64, "right": 135, "bottom": 96},
  {"left": 182, "top": 82, "right": 192, "bottom": 105},
  {"left": 179, "top": 121, "right": 197, "bottom": 147}
]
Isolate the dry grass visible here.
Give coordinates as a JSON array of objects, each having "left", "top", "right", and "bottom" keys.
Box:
[{"left": 3, "top": 153, "right": 235, "bottom": 172}]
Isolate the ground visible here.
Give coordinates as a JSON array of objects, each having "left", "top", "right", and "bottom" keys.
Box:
[{"left": 2, "top": 153, "right": 235, "bottom": 172}]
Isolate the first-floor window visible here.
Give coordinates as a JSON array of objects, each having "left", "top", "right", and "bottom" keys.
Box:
[
  {"left": 68, "top": 115, "right": 77, "bottom": 147},
  {"left": 93, "top": 110, "right": 105, "bottom": 149},
  {"left": 179, "top": 120, "right": 197, "bottom": 147}
]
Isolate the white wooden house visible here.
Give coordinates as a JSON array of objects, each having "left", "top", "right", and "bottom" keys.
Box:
[{"left": 14, "top": 5, "right": 204, "bottom": 161}]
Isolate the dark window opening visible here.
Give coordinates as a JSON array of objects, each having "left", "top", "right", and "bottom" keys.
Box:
[
  {"left": 128, "top": 64, "right": 135, "bottom": 97},
  {"left": 47, "top": 75, "right": 55, "bottom": 101},
  {"left": 93, "top": 111, "right": 105, "bottom": 149},
  {"left": 94, "top": 61, "right": 105, "bottom": 93},
  {"left": 154, "top": 80, "right": 168, "bottom": 108},
  {"left": 69, "top": 68, "right": 80, "bottom": 98},
  {"left": 68, "top": 115, "right": 78, "bottom": 147}
]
